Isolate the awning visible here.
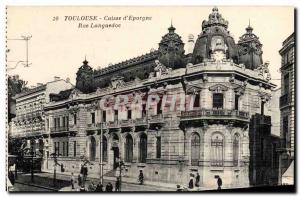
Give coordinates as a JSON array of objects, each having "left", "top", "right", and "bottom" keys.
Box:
[{"left": 282, "top": 161, "right": 294, "bottom": 185}]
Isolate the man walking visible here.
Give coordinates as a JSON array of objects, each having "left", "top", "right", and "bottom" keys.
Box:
[
  {"left": 195, "top": 172, "right": 200, "bottom": 187},
  {"left": 70, "top": 172, "right": 75, "bottom": 189},
  {"left": 217, "top": 176, "right": 222, "bottom": 190}
]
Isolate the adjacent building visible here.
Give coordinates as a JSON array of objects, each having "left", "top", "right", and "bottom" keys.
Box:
[
  {"left": 278, "top": 33, "right": 295, "bottom": 185},
  {"left": 9, "top": 77, "right": 73, "bottom": 167},
  {"left": 37, "top": 7, "right": 278, "bottom": 189}
]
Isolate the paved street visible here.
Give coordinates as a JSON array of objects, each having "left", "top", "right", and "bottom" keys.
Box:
[{"left": 9, "top": 172, "right": 176, "bottom": 192}]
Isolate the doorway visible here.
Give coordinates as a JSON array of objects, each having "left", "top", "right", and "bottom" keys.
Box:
[{"left": 113, "top": 147, "right": 119, "bottom": 169}]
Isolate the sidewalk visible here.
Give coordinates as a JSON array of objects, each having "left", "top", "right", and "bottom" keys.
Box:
[{"left": 42, "top": 170, "right": 177, "bottom": 190}]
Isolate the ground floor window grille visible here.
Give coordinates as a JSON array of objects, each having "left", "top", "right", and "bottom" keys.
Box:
[{"left": 211, "top": 133, "right": 224, "bottom": 166}]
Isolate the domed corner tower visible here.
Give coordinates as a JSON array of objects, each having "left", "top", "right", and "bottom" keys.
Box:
[
  {"left": 192, "top": 7, "right": 239, "bottom": 64},
  {"left": 158, "top": 23, "right": 186, "bottom": 69},
  {"left": 237, "top": 24, "right": 263, "bottom": 70},
  {"left": 75, "top": 58, "right": 95, "bottom": 94}
]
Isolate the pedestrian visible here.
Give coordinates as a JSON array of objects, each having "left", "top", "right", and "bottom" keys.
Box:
[
  {"left": 176, "top": 184, "right": 182, "bottom": 192},
  {"left": 71, "top": 172, "right": 75, "bottom": 189},
  {"left": 105, "top": 182, "right": 113, "bottom": 192},
  {"left": 78, "top": 173, "right": 82, "bottom": 187},
  {"left": 83, "top": 165, "right": 88, "bottom": 183},
  {"left": 88, "top": 181, "right": 96, "bottom": 191},
  {"left": 188, "top": 174, "right": 194, "bottom": 189},
  {"left": 115, "top": 177, "right": 120, "bottom": 192},
  {"left": 217, "top": 176, "right": 222, "bottom": 190},
  {"left": 138, "top": 170, "right": 144, "bottom": 185},
  {"left": 95, "top": 183, "right": 103, "bottom": 192},
  {"left": 195, "top": 172, "right": 200, "bottom": 187}
]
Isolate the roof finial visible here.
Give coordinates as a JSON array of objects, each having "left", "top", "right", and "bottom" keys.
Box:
[
  {"left": 246, "top": 19, "right": 253, "bottom": 33},
  {"left": 83, "top": 55, "right": 88, "bottom": 65},
  {"left": 168, "top": 20, "right": 176, "bottom": 33}
]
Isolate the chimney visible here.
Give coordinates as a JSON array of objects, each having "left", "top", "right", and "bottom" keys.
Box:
[
  {"left": 66, "top": 77, "right": 70, "bottom": 83},
  {"left": 187, "top": 34, "right": 195, "bottom": 54},
  {"left": 54, "top": 76, "right": 60, "bottom": 81}
]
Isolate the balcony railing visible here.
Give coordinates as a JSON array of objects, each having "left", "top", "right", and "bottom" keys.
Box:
[
  {"left": 50, "top": 126, "right": 69, "bottom": 133},
  {"left": 181, "top": 109, "right": 249, "bottom": 121},
  {"left": 280, "top": 93, "right": 291, "bottom": 108}
]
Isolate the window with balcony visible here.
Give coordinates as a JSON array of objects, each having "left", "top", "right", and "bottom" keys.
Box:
[
  {"left": 156, "top": 136, "right": 161, "bottom": 159},
  {"left": 213, "top": 93, "right": 224, "bottom": 109},
  {"left": 125, "top": 134, "right": 133, "bottom": 162},
  {"left": 191, "top": 133, "right": 200, "bottom": 166},
  {"left": 233, "top": 134, "right": 239, "bottom": 166},
  {"left": 211, "top": 133, "right": 224, "bottom": 166}
]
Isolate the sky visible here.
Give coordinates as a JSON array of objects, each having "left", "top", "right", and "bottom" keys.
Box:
[{"left": 6, "top": 6, "right": 294, "bottom": 87}]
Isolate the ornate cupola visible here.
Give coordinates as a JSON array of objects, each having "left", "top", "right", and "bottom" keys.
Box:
[
  {"left": 75, "top": 58, "right": 95, "bottom": 93},
  {"left": 192, "top": 7, "right": 239, "bottom": 64},
  {"left": 237, "top": 24, "right": 263, "bottom": 70},
  {"left": 158, "top": 23, "right": 185, "bottom": 69}
]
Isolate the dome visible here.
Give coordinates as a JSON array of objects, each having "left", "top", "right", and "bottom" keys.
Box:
[
  {"left": 237, "top": 24, "right": 263, "bottom": 70},
  {"left": 158, "top": 24, "right": 185, "bottom": 69},
  {"left": 192, "top": 7, "right": 239, "bottom": 64}
]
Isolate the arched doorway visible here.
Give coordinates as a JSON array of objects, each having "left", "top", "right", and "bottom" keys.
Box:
[
  {"left": 89, "top": 136, "right": 96, "bottom": 161},
  {"left": 111, "top": 134, "right": 119, "bottom": 169},
  {"left": 139, "top": 133, "right": 147, "bottom": 163},
  {"left": 191, "top": 133, "right": 200, "bottom": 166}
]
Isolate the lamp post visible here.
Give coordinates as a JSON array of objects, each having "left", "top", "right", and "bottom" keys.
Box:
[
  {"left": 50, "top": 149, "right": 61, "bottom": 187},
  {"left": 30, "top": 146, "right": 34, "bottom": 183}
]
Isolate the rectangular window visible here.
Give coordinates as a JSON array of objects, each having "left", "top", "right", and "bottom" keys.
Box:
[
  {"left": 46, "top": 119, "right": 49, "bottom": 130},
  {"left": 283, "top": 116, "right": 290, "bottom": 148},
  {"left": 156, "top": 136, "right": 161, "bottom": 159},
  {"left": 62, "top": 142, "right": 65, "bottom": 156},
  {"left": 57, "top": 142, "right": 60, "bottom": 156},
  {"left": 261, "top": 138, "right": 264, "bottom": 161},
  {"left": 142, "top": 104, "right": 147, "bottom": 117},
  {"left": 157, "top": 97, "right": 162, "bottom": 114},
  {"left": 91, "top": 112, "right": 95, "bottom": 124},
  {"left": 73, "top": 141, "right": 76, "bottom": 157},
  {"left": 235, "top": 95, "right": 239, "bottom": 110},
  {"left": 211, "top": 136, "right": 224, "bottom": 166},
  {"left": 213, "top": 93, "right": 224, "bottom": 109},
  {"left": 57, "top": 117, "right": 61, "bottom": 128},
  {"left": 284, "top": 73, "right": 290, "bottom": 95},
  {"left": 62, "top": 117, "right": 66, "bottom": 128},
  {"left": 73, "top": 113, "right": 77, "bottom": 125},
  {"left": 102, "top": 111, "right": 106, "bottom": 122},
  {"left": 114, "top": 110, "right": 118, "bottom": 121},
  {"left": 193, "top": 93, "right": 200, "bottom": 108},
  {"left": 66, "top": 141, "right": 69, "bottom": 157},
  {"left": 128, "top": 109, "right": 132, "bottom": 120}
]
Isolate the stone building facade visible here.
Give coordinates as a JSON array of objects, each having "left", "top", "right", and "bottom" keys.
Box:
[
  {"left": 9, "top": 78, "right": 73, "bottom": 159},
  {"left": 278, "top": 33, "right": 295, "bottom": 185},
  {"left": 39, "top": 7, "right": 277, "bottom": 189}
]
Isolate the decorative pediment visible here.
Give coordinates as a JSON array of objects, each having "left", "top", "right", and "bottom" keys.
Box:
[
  {"left": 110, "top": 75, "right": 125, "bottom": 90},
  {"left": 256, "top": 61, "right": 271, "bottom": 81},
  {"left": 209, "top": 84, "right": 229, "bottom": 93},
  {"left": 185, "top": 84, "right": 204, "bottom": 94}
]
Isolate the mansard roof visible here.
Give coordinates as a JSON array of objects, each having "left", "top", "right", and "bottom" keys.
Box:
[
  {"left": 94, "top": 50, "right": 159, "bottom": 77},
  {"left": 49, "top": 88, "right": 74, "bottom": 102}
]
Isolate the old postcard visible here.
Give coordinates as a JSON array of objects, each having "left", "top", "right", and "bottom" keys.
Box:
[{"left": 6, "top": 6, "right": 295, "bottom": 192}]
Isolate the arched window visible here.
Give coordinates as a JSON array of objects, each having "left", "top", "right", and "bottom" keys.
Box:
[
  {"left": 191, "top": 133, "right": 200, "bottom": 166},
  {"left": 211, "top": 133, "right": 224, "bottom": 166},
  {"left": 125, "top": 135, "right": 133, "bottom": 162},
  {"left": 102, "top": 136, "right": 108, "bottom": 162},
  {"left": 139, "top": 133, "right": 147, "bottom": 163},
  {"left": 90, "top": 136, "right": 96, "bottom": 161},
  {"left": 233, "top": 134, "right": 239, "bottom": 166},
  {"left": 156, "top": 136, "right": 161, "bottom": 159}
]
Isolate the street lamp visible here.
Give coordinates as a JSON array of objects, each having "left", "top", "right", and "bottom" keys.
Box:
[
  {"left": 23, "top": 145, "right": 35, "bottom": 183},
  {"left": 50, "top": 148, "right": 62, "bottom": 187}
]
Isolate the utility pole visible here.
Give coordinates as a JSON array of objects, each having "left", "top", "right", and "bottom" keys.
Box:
[{"left": 99, "top": 122, "right": 104, "bottom": 184}]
